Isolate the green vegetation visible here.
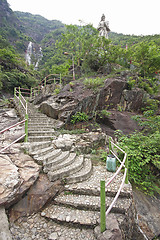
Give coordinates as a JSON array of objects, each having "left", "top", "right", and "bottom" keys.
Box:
[
  {"left": 83, "top": 77, "right": 105, "bottom": 91},
  {"left": 0, "top": 0, "right": 160, "bottom": 197},
  {"left": 71, "top": 112, "right": 89, "bottom": 124}
]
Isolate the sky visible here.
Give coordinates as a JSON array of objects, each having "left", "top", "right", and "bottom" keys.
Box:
[{"left": 7, "top": 0, "right": 160, "bottom": 36}]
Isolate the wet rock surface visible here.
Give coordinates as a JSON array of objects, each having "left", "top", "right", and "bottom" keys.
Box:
[{"left": 133, "top": 188, "right": 160, "bottom": 239}]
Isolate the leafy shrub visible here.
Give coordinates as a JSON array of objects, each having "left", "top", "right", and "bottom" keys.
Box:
[
  {"left": 71, "top": 112, "right": 89, "bottom": 124},
  {"left": 116, "top": 130, "right": 160, "bottom": 195},
  {"left": 83, "top": 77, "right": 104, "bottom": 91}
]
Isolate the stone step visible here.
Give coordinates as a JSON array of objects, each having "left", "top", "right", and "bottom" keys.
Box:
[
  {"left": 43, "top": 151, "right": 71, "bottom": 172},
  {"left": 64, "top": 165, "right": 132, "bottom": 198},
  {"left": 54, "top": 192, "right": 131, "bottom": 214},
  {"left": 23, "top": 141, "right": 52, "bottom": 152},
  {"left": 34, "top": 148, "right": 62, "bottom": 164},
  {"left": 66, "top": 158, "right": 92, "bottom": 184},
  {"left": 28, "top": 126, "right": 54, "bottom": 131},
  {"left": 41, "top": 204, "right": 99, "bottom": 228},
  {"left": 48, "top": 155, "right": 84, "bottom": 182},
  {"left": 29, "top": 131, "right": 55, "bottom": 136},
  {"left": 28, "top": 135, "right": 56, "bottom": 142},
  {"left": 44, "top": 152, "right": 76, "bottom": 173},
  {"left": 30, "top": 146, "right": 54, "bottom": 157}
]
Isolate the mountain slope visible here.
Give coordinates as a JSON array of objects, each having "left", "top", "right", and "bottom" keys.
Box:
[{"left": 15, "top": 11, "right": 64, "bottom": 42}]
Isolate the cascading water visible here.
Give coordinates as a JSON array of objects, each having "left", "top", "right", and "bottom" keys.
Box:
[
  {"left": 25, "top": 41, "right": 33, "bottom": 66},
  {"left": 34, "top": 46, "right": 43, "bottom": 70},
  {"left": 25, "top": 42, "right": 43, "bottom": 69}
]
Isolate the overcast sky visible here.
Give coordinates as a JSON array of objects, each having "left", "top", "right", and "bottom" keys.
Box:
[{"left": 8, "top": 0, "right": 160, "bottom": 36}]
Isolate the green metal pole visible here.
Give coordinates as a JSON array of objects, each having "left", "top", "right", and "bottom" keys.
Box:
[
  {"left": 60, "top": 73, "right": 62, "bottom": 84},
  {"left": 109, "top": 137, "right": 112, "bottom": 154},
  {"left": 14, "top": 87, "right": 16, "bottom": 100},
  {"left": 125, "top": 148, "right": 129, "bottom": 184},
  {"left": 19, "top": 87, "right": 21, "bottom": 105},
  {"left": 30, "top": 87, "right": 33, "bottom": 99},
  {"left": 24, "top": 113, "right": 28, "bottom": 142},
  {"left": 100, "top": 180, "right": 106, "bottom": 233},
  {"left": 45, "top": 77, "right": 46, "bottom": 87}
]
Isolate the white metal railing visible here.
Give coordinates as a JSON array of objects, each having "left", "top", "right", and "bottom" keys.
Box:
[
  {"left": 100, "top": 137, "right": 128, "bottom": 232},
  {"left": 0, "top": 89, "right": 29, "bottom": 154}
]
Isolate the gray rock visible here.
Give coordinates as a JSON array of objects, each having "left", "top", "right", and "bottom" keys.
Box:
[{"left": 49, "top": 232, "right": 58, "bottom": 240}]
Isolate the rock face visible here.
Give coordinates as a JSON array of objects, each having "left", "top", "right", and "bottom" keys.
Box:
[
  {"left": 0, "top": 148, "right": 40, "bottom": 208},
  {"left": 9, "top": 174, "right": 63, "bottom": 222},
  {"left": 36, "top": 78, "right": 143, "bottom": 135}
]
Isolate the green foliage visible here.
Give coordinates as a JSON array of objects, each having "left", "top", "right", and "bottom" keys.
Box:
[
  {"left": 71, "top": 112, "right": 89, "bottom": 124},
  {"left": 98, "top": 110, "right": 111, "bottom": 118},
  {"left": 54, "top": 88, "right": 60, "bottom": 95},
  {"left": 83, "top": 77, "right": 105, "bottom": 91},
  {"left": 116, "top": 130, "right": 160, "bottom": 195}
]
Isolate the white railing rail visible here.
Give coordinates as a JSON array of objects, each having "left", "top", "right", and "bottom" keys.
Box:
[{"left": 100, "top": 137, "right": 128, "bottom": 233}]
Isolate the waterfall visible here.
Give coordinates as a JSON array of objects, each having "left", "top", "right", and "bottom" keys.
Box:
[
  {"left": 25, "top": 42, "right": 43, "bottom": 69},
  {"left": 34, "top": 46, "right": 43, "bottom": 70},
  {"left": 25, "top": 41, "right": 33, "bottom": 65}
]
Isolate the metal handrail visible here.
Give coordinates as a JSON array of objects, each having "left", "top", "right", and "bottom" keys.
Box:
[
  {"left": 0, "top": 133, "right": 26, "bottom": 153},
  {"left": 100, "top": 137, "right": 128, "bottom": 232}
]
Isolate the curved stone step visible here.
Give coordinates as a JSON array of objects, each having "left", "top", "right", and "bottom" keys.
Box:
[
  {"left": 54, "top": 192, "right": 131, "bottom": 214},
  {"left": 34, "top": 149, "right": 62, "bottom": 164},
  {"left": 48, "top": 155, "right": 84, "bottom": 182},
  {"left": 31, "top": 146, "right": 54, "bottom": 158},
  {"left": 41, "top": 204, "right": 99, "bottom": 228},
  {"left": 44, "top": 152, "right": 76, "bottom": 173},
  {"left": 24, "top": 141, "right": 52, "bottom": 152},
  {"left": 66, "top": 158, "right": 93, "bottom": 184},
  {"left": 64, "top": 165, "right": 132, "bottom": 198}
]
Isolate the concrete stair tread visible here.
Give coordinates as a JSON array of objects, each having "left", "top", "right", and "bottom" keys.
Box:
[
  {"left": 64, "top": 165, "right": 132, "bottom": 198},
  {"left": 24, "top": 141, "right": 51, "bottom": 152},
  {"left": 44, "top": 152, "right": 76, "bottom": 172},
  {"left": 29, "top": 131, "right": 55, "bottom": 136},
  {"left": 35, "top": 148, "right": 62, "bottom": 162},
  {"left": 41, "top": 204, "right": 99, "bottom": 227},
  {"left": 54, "top": 192, "right": 131, "bottom": 213},
  {"left": 48, "top": 155, "right": 84, "bottom": 182},
  {"left": 31, "top": 146, "right": 54, "bottom": 157},
  {"left": 66, "top": 158, "right": 92, "bottom": 184},
  {"left": 28, "top": 135, "right": 56, "bottom": 142}
]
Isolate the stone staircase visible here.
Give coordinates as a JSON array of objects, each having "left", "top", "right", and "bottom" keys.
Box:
[
  {"left": 26, "top": 102, "right": 93, "bottom": 185},
  {"left": 14, "top": 100, "right": 135, "bottom": 239}
]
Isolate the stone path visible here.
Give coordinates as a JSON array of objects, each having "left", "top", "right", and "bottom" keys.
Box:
[{"left": 8, "top": 100, "right": 135, "bottom": 240}]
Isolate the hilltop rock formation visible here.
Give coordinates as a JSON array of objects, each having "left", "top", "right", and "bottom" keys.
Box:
[{"left": 35, "top": 78, "right": 143, "bottom": 135}]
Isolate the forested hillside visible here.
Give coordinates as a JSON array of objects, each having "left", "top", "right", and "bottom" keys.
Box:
[{"left": 0, "top": 0, "right": 160, "bottom": 195}]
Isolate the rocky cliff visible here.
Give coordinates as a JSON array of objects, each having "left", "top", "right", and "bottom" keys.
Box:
[{"left": 34, "top": 77, "right": 144, "bottom": 136}]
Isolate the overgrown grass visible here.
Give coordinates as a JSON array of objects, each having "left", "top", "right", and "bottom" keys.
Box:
[{"left": 83, "top": 77, "right": 105, "bottom": 91}]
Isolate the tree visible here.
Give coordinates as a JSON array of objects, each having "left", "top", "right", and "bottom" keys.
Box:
[{"left": 131, "top": 41, "right": 160, "bottom": 77}]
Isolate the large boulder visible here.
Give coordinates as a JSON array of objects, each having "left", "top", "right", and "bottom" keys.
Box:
[
  {"left": 0, "top": 147, "right": 40, "bottom": 208},
  {"left": 37, "top": 78, "right": 144, "bottom": 135}
]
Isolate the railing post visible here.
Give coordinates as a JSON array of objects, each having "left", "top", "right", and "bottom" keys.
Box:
[
  {"left": 14, "top": 87, "right": 16, "bottom": 100},
  {"left": 30, "top": 87, "right": 33, "bottom": 99},
  {"left": 100, "top": 180, "right": 106, "bottom": 233},
  {"left": 109, "top": 137, "right": 112, "bottom": 154},
  {"left": 45, "top": 77, "right": 47, "bottom": 87},
  {"left": 60, "top": 73, "right": 62, "bottom": 84},
  {"left": 19, "top": 87, "right": 21, "bottom": 105},
  {"left": 24, "top": 113, "right": 28, "bottom": 142},
  {"left": 125, "top": 148, "right": 129, "bottom": 184}
]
